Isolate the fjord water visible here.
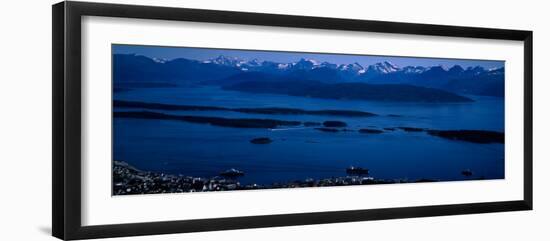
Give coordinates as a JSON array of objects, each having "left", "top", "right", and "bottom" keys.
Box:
[{"left": 113, "top": 86, "right": 504, "bottom": 185}]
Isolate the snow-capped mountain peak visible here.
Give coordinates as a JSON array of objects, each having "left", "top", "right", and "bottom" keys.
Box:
[
  {"left": 300, "top": 58, "right": 320, "bottom": 65},
  {"left": 428, "top": 65, "right": 448, "bottom": 72},
  {"left": 338, "top": 62, "right": 364, "bottom": 74},
  {"left": 382, "top": 61, "right": 399, "bottom": 70},
  {"left": 246, "top": 58, "right": 263, "bottom": 67},
  {"left": 196, "top": 55, "right": 496, "bottom": 86},
  {"left": 402, "top": 66, "right": 427, "bottom": 74},
  {"left": 318, "top": 61, "right": 338, "bottom": 69},
  {"left": 277, "top": 63, "right": 290, "bottom": 69},
  {"left": 152, "top": 57, "right": 167, "bottom": 64},
  {"left": 465, "top": 66, "right": 486, "bottom": 75},
  {"left": 291, "top": 58, "right": 320, "bottom": 70},
  {"left": 209, "top": 55, "right": 246, "bottom": 67},
  {"left": 366, "top": 61, "right": 400, "bottom": 74},
  {"left": 448, "top": 65, "right": 465, "bottom": 73}
]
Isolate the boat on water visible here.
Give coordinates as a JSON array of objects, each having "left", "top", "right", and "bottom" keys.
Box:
[
  {"left": 220, "top": 168, "right": 245, "bottom": 178},
  {"left": 461, "top": 169, "right": 473, "bottom": 177},
  {"left": 250, "top": 137, "right": 273, "bottom": 144},
  {"left": 346, "top": 166, "right": 369, "bottom": 175}
]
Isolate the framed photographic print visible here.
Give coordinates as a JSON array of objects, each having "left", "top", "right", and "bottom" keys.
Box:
[{"left": 52, "top": 1, "right": 533, "bottom": 240}]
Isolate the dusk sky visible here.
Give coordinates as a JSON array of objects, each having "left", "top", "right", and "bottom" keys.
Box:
[{"left": 113, "top": 44, "right": 504, "bottom": 69}]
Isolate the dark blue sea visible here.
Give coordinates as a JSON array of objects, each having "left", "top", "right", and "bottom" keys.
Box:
[{"left": 113, "top": 86, "right": 505, "bottom": 185}]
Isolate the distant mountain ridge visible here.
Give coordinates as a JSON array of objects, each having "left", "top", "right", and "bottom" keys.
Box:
[
  {"left": 113, "top": 54, "right": 241, "bottom": 84},
  {"left": 223, "top": 80, "right": 474, "bottom": 103},
  {"left": 113, "top": 53, "right": 504, "bottom": 97}
]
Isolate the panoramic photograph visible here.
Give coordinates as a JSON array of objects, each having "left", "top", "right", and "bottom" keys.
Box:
[{"left": 112, "top": 44, "right": 505, "bottom": 195}]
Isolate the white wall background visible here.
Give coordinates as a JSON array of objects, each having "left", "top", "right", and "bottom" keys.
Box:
[{"left": 0, "top": 0, "right": 548, "bottom": 240}]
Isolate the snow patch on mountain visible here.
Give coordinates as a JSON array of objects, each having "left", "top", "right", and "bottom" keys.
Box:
[
  {"left": 366, "top": 61, "right": 400, "bottom": 74},
  {"left": 152, "top": 57, "right": 167, "bottom": 64}
]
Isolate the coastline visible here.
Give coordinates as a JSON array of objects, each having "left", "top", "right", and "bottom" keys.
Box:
[{"left": 113, "top": 160, "right": 440, "bottom": 195}]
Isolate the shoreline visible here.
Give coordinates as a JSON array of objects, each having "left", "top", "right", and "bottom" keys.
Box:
[
  {"left": 113, "top": 161, "right": 442, "bottom": 195},
  {"left": 114, "top": 99, "right": 378, "bottom": 117}
]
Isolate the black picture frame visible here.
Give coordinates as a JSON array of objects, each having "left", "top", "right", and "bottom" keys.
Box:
[{"left": 52, "top": 1, "right": 533, "bottom": 240}]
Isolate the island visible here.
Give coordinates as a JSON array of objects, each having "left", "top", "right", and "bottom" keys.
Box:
[
  {"left": 359, "top": 128, "right": 384, "bottom": 134},
  {"left": 323, "top": 121, "right": 347, "bottom": 127},
  {"left": 426, "top": 130, "right": 504, "bottom": 144},
  {"left": 314, "top": 127, "right": 340, "bottom": 133},
  {"left": 114, "top": 100, "right": 378, "bottom": 117},
  {"left": 114, "top": 111, "right": 301, "bottom": 129},
  {"left": 397, "top": 127, "right": 426, "bottom": 132}
]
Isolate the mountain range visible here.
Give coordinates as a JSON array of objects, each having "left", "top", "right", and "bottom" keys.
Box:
[{"left": 113, "top": 54, "right": 504, "bottom": 99}]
